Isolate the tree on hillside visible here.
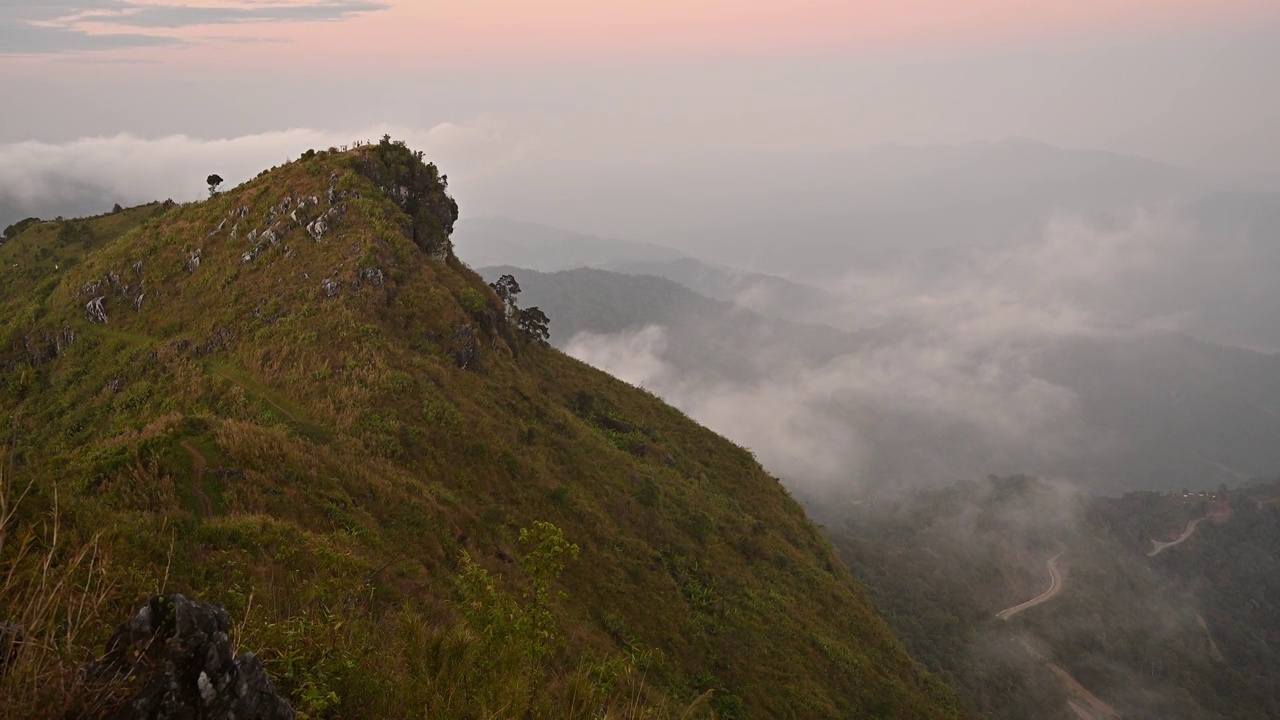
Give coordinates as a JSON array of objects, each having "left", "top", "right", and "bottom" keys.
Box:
[
  {"left": 2, "top": 217, "right": 41, "bottom": 242},
  {"left": 517, "top": 307, "right": 550, "bottom": 344},
  {"left": 206, "top": 174, "right": 224, "bottom": 196},
  {"left": 490, "top": 274, "right": 522, "bottom": 317}
]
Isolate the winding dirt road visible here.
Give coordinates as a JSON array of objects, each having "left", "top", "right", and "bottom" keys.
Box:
[
  {"left": 1148, "top": 516, "right": 1206, "bottom": 557},
  {"left": 1057, "top": 669, "right": 1122, "bottom": 720},
  {"left": 997, "top": 553, "right": 1064, "bottom": 620},
  {"left": 1195, "top": 612, "right": 1224, "bottom": 661},
  {"left": 1016, "top": 640, "right": 1120, "bottom": 719},
  {"left": 990, "top": 517, "right": 1210, "bottom": 717}
]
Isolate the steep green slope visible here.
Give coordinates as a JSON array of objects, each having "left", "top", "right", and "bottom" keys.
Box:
[
  {"left": 0, "top": 141, "right": 960, "bottom": 719},
  {"left": 1, "top": 202, "right": 170, "bottom": 346}
]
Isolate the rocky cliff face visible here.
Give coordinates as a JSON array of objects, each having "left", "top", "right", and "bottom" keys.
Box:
[
  {"left": 352, "top": 137, "right": 459, "bottom": 261},
  {"left": 90, "top": 595, "right": 295, "bottom": 720},
  {"left": 2, "top": 595, "right": 295, "bottom": 719}
]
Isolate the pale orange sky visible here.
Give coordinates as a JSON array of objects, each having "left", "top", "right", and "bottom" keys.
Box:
[
  {"left": 375, "top": 0, "right": 1277, "bottom": 50},
  {"left": 53, "top": 0, "right": 1280, "bottom": 67},
  {"left": 3, "top": 0, "right": 1279, "bottom": 175}
]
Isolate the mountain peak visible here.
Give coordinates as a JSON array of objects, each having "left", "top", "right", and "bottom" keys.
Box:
[{"left": 0, "top": 142, "right": 962, "bottom": 718}]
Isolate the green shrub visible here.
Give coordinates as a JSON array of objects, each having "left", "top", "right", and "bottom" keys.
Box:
[{"left": 458, "top": 288, "right": 486, "bottom": 316}]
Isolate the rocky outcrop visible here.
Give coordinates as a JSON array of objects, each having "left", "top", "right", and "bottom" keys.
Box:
[
  {"left": 353, "top": 138, "right": 459, "bottom": 261},
  {"left": 305, "top": 216, "right": 329, "bottom": 242},
  {"left": 86, "top": 296, "right": 108, "bottom": 324},
  {"left": 352, "top": 267, "right": 384, "bottom": 291},
  {"left": 1, "top": 326, "right": 77, "bottom": 373},
  {"left": 86, "top": 594, "right": 295, "bottom": 720},
  {"left": 452, "top": 325, "right": 477, "bottom": 369},
  {"left": 23, "top": 326, "right": 77, "bottom": 367}
]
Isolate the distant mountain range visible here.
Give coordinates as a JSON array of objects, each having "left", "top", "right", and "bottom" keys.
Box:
[
  {"left": 458, "top": 218, "right": 849, "bottom": 327},
  {"left": 452, "top": 216, "right": 687, "bottom": 271},
  {"left": 470, "top": 138, "right": 1223, "bottom": 279},
  {"left": 478, "top": 263, "right": 1280, "bottom": 496}
]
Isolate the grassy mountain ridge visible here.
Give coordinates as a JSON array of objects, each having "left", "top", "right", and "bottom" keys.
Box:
[{"left": 0, "top": 142, "right": 960, "bottom": 718}]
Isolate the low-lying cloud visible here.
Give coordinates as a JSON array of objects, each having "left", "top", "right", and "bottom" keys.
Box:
[
  {"left": 561, "top": 208, "right": 1265, "bottom": 497},
  {"left": 566, "top": 321, "right": 1083, "bottom": 498},
  {"left": 0, "top": 122, "right": 527, "bottom": 228}
]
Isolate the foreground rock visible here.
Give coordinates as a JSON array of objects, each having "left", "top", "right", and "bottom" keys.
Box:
[{"left": 88, "top": 594, "right": 295, "bottom": 720}]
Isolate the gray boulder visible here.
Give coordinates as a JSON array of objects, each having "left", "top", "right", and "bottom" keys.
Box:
[{"left": 87, "top": 594, "right": 295, "bottom": 720}]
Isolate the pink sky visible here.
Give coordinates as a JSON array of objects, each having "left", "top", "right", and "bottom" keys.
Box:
[
  {"left": 6, "top": 0, "right": 1278, "bottom": 173},
  {"left": 65, "top": 0, "right": 1280, "bottom": 68}
]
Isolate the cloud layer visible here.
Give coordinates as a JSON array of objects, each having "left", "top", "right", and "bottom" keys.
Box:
[
  {"left": 0, "top": 122, "right": 526, "bottom": 225},
  {"left": 562, "top": 208, "right": 1248, "bottom": 497}
]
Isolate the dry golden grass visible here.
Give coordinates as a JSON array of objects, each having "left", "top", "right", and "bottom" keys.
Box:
[{"left": 0, "top": 453, "right": 123, "bottom": 719}]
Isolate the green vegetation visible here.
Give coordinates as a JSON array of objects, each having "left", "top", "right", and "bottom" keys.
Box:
[
  {"left": 0, "top": 144, "right": 960, "bottom": 718},
  {"left": 829, "top": 478, "right": 1077, "bottom": 720},
  {"left": 830, "top": 475, "right": 1280, "bottom": 719}
]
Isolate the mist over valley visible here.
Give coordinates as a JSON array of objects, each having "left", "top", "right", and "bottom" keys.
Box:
[{"left": 4, "top": 3, "right": 1280, "bottom": 717}]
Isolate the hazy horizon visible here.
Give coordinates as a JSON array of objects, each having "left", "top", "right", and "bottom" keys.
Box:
[
  {"left": 5, "top": 0, "right": 1280, "bottom": 501},
  {"left": 7, "top": 6, "right": 1280, "bottom": 720},
  {"left": 3, "top": 1, "right": 1280, "bottom": 199}
]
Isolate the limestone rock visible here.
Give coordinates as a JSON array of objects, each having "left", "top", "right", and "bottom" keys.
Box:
[
  {"left": 194, "top": 326, "right": 235, "bottom": 357},
  {"left": 354, "top": 267, "right": 385, "bottom": 289},
  {"left": 306, "top": 218, "right": 328, "bottom": 241},
  {"left": 86, "top": 296, "right": 108, "bottom": 324},
  {"left": 20, "top": 326, "right": 76, "bottom": 368},
  {"left": 85, "top": 594, "right": 295, "bottom": 720},
  {"left": 452, "top": 325, "right": 477, "bottom": 369}
]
